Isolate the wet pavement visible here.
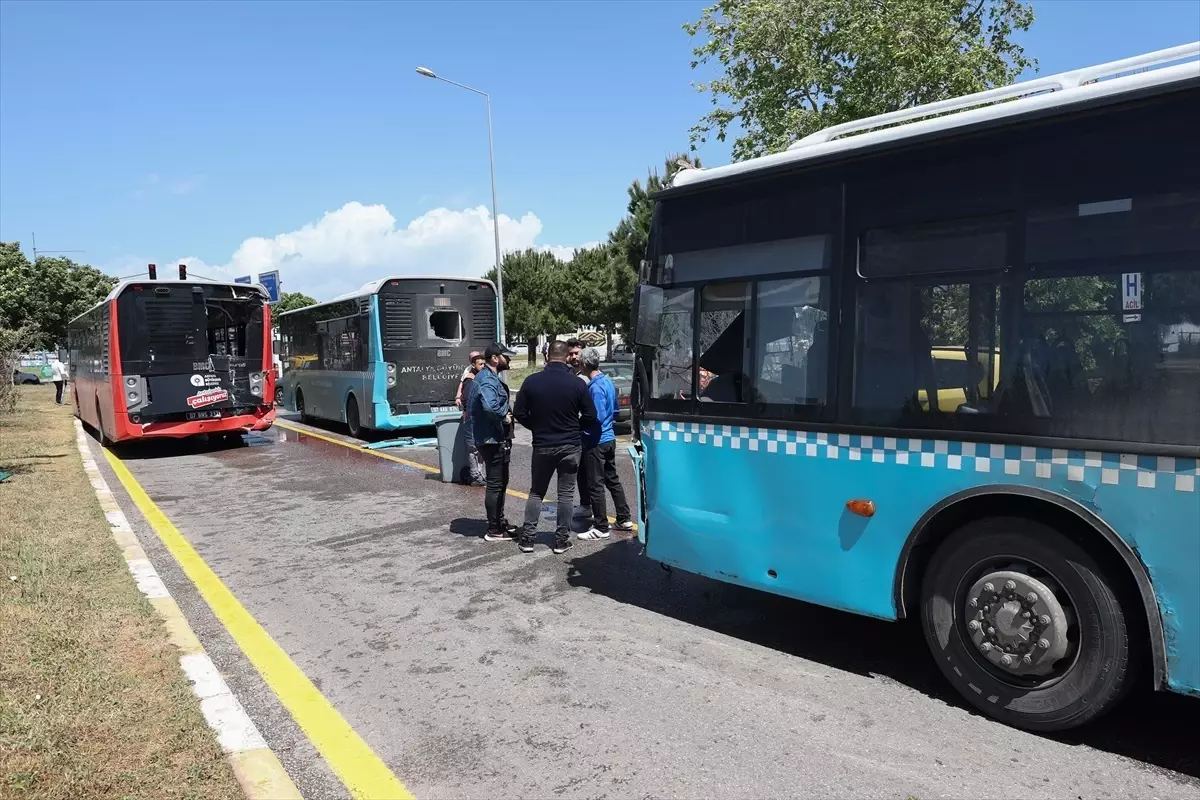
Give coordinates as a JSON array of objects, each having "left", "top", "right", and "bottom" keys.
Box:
[{"left": 88, "top": 419, "right": 1200, "bottom": 800}]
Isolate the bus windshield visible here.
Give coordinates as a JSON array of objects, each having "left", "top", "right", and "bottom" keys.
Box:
[{"left": 116, "top": 283, "right": 267, "bottom": 374}]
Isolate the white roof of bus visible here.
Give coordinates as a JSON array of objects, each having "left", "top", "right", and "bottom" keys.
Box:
[
  {"left": 100, "top": 277, "right": 270, "bottom": 302},
  {"left": 279, "top": 275, "right": 498, "bottom": 317},
  {"left": 671, "top": 42, "right": 1200, "bottom": 190}
]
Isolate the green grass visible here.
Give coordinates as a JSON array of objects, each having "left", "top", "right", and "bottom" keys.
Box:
[
  {"left": 505, "top": 361, "right": 541, "bottom": 390},
  {"left": 0, "top": 387, "right": 241, "bottom": 800}
]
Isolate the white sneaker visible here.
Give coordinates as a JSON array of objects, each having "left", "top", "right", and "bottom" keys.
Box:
[
  {"left": 572, "top": 505, "right": 592, "bottom": 519},
  {"left": 613, "top": 520, "right": 635, "bottom": 531},
  {"left": 576, "top": 527, "right": 611, "bottom": 541}
]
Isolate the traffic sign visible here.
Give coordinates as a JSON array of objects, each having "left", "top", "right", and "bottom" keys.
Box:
[
  {"left": 259, "top": 271, "right": 281, "bottom": 303},
  {"left": 1121, "top": 272, "right": 1142, "bottom": 311}
]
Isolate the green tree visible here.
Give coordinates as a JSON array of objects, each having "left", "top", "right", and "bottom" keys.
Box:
[
  {"left": 0, "top": 242, "right": 116, "bottom": 349},
  {"left": 486, "top": 249, "right": 574, "bottom": 361},
  {"left": 563, "top": 245, "right": 634, "bottom": 359},
  {"left": 606, "top": 153, "right": 702, "bottom": 345},
  {"left": 274, "top": 291, "right": 317, "bottom": 315},
  {"left": 609, "top": 153, "right": 702, "bottom": 274},
  {"left": 685, "top": 0, "right": 1037, "bottom": 160}
]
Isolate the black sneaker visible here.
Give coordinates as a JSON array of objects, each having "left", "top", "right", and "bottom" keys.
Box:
[
  {"left": 500, "top": 520, "right": 519, "bottom": 535},
  {"left": 552, "top": 538, "right": 574, "bottom": 555},
  {"left": 517, "top": 539, "right": 535, "bottom": 553},
  {"left": 483, "top": 527, "right": 516, "bottom": 542}
]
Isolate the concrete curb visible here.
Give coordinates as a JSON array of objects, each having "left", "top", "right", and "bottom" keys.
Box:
[{"left": 73, "top": 420, "right": 301, "bottom": 800}]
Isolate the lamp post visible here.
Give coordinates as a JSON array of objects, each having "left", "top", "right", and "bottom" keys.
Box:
[{"left": 416, "top": 66, "right": 505, "bottom": 341}]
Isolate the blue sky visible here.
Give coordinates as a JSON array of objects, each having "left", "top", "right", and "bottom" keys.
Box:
[{"left": 1, "top": 0, "right": 1197, "bottom": 300}]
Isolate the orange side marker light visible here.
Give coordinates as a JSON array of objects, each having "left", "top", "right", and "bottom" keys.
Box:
[{"left": 846, "top": 499, "right": 876, "bottom": 518}]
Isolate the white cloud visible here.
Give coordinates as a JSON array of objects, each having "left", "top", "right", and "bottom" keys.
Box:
[{"left": 154, "top": 202, "right": 592, "bottom": 301}]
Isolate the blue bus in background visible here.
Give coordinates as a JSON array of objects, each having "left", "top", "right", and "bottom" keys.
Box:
[
  {"left": 628, "top": 44, "right": 1199, "bottom": 732},
  {"left": 277, "top": 276, "right": 498, "bottom": 435}
]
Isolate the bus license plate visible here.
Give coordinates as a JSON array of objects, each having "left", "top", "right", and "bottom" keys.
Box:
[
  {"left": 431, "top": 406, "right": 456, "bottom": 413},
  {"left": 187, "top": 410, "right": 222, "bottom": 421}
]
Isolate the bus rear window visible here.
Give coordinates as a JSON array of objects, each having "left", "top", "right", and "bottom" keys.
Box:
[{"left": 428, "top": 309, "right": 465, "bottom": 342}]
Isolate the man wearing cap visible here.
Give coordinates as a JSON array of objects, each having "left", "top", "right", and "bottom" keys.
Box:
[
  {"left": 512, "top": 340, "right": 596, "bottom": 554},
  {"left": 470, "top": 343, "right": 519, "bottom": 541}
]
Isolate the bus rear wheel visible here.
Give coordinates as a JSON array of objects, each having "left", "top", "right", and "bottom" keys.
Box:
[
  {"left": 346, "top": 395, "right": 362, "bottom": 439},
  {"left": 295, "top": 389, "right": 310, "bottom": 424},
  {"left": 95, "top": 403, "right": 111, "bottom": 448},
  {"left": 920, "top": 516, "right": 1134, "bottom": 732}
]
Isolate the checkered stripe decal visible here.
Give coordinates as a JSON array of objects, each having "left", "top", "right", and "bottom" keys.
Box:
[{"left": 646, "top": 421, "right": 1198, "bottom": 493}]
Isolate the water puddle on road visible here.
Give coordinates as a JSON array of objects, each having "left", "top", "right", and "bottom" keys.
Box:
[{"left": 276, "top": 427, "right": 440, "bottom": 475}]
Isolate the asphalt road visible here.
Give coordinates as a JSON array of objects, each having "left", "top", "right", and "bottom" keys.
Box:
[{"left": 89, "top": 417, "right": 1200, "bottom": 800}]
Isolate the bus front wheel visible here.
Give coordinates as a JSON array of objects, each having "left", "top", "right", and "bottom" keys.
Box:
[
  {"left": 346, "top": 395, "right": 362, "bottom": 439},
  {"left": 920, "top": 516, "right": 1135, "bottom": 732}
]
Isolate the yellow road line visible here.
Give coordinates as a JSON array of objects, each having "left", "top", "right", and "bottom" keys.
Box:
[
  {"left": 102, "top": 449, "right": 413, "bottom": 800},
  {"left": 274, "top": 419, "right": 639, "bottom": 526}
]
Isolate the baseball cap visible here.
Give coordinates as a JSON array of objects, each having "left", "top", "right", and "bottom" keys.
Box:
[{"left": 484, "top": 342, "right": 517, "bottom": 359}]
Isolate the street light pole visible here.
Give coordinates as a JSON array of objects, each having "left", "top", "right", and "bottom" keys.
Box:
[{"left": 416, "top": 66, "right": 505, "bottom": 341}]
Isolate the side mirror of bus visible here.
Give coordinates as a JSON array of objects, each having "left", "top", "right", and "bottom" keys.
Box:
[{"left": 633, "top": 285, "right": 664, "bottom": 347}]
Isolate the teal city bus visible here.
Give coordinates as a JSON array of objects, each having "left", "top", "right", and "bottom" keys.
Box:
[
  {"left": 277, "top": 276, "right": 498, "bottom": 436},
  {"left": 628, "top": 44, "right": 1199, "bottom": 732}
]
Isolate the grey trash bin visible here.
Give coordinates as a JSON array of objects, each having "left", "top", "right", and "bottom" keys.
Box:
[{"left": 435, "top": 417, "right": 467, "bottom": 484}]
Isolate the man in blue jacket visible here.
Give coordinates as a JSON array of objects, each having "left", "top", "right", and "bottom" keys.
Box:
[
  {"left": 470, "top": 342, "right": 519, "bottom": 541},
  {"left": 513, "top": 340, "right": 597, "bottom": 554},
  {"left": 577, "top": 348, "right": 633, "bottom": 540}
]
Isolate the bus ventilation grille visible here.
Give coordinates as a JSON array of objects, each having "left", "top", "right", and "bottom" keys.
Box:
[
  {"left": 382, "top": 295, "right": 414, "bottom": 347},
  {"left": 472, "top": 296, "right": 497, "bottom": 343}
]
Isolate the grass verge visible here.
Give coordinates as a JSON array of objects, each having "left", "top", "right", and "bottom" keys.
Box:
[
  {"left": 505, "top": 362, "right": 540, "bottom": 390},
  {"left": 0, "top": 386, "right": 241, "bottom": 799}
]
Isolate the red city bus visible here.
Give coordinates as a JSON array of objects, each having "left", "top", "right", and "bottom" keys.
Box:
[{"left": 68, "top": 270, "right": 276, "bottom": 444}]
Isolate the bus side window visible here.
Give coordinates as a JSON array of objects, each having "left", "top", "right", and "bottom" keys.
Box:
[{"left": 754, "top": 276, "right": 829, "bottom": 406}]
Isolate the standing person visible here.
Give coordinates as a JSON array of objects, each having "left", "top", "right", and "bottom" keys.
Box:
[
  {"left": 460, "top": 352, "right": 486, "bottom": 486},
  {"left": 513, "top": 340, "right": 596, "bottom": 554},
  {"left": 470, "top": 343, "right": 519, "bottom": 541},
  {"left": 456, "top": 351, "right": 483, "bottom": 410},
  {"left": 577, "top": 349, "right": 634, "bottom": 540},
  {"left": 564, "top": 337, "right": 594, "bottom": 525},
  {"left": 50, "top": 355, "right": 69, "bottom": 406},
  {"left": 541, "top": 340, "right": 549, "bottom": 363}
]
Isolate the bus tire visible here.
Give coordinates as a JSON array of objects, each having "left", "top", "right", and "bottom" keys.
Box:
[
  {"left": 96, "top": 403, "right": 111, "bottom": 448},
  {"left": 295, "top": 388, "right": 310, "bottom": 423},
  {"left": 920, "top": 516, "right": 1134, "bottom": 732},
  {"left": 346, "top": 394, "right": 362, "bottom": 439}
]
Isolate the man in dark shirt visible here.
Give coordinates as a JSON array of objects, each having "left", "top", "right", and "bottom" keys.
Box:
[{"left": 513, "top": 340, "right": 597, "bottom": 554}]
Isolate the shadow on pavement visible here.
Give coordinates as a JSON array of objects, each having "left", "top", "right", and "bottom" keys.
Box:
[
  {"left": 104, "top": 429, "right": 263, "bottom": 461},
  {"left": 566, "top": 538, "right": 1200, "bottom": 781}
]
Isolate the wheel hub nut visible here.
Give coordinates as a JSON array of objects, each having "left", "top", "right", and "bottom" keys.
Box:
[{"left": 964, "top": 569, "right": 1071, "bottom": 677}]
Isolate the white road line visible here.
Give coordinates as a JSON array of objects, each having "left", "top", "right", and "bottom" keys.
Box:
[{"left": 73, "top": 421, "right": 296, "bottom": 798}]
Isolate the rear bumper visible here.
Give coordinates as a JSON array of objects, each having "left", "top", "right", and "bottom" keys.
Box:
[{"left": 119, "top": 407, "right": 276, "bottom": 439}]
